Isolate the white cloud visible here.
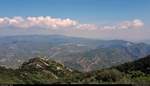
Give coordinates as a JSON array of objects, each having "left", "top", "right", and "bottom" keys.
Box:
[
  {"left": 76, "top": 24, "right": 97, "bottom": 30},
  {"left": 118, "top": 19, "right": 144, "bottom": 29},
  {"left": 0, "top": 16, "right": 78, "bottom": 28},
  {"left": 0, "top": 17, "right": 147, "bottom": 42},
  {"left": 99, "top": 19, "right": 144, "bottom": 30},
  {"left": 103, "top": 26, "right": 116, "bottom": 30},
  {"left": 0, "top": 17, "right": 144, "bottom": 31},
  {"left": 0, "top": 17, "right": 8, "bottom": 25},
  {"left": 26, "top": 16, "right": 77, "bottom": 28},
  {"left": 132, "top": 19, "right": 144, "bottom": 28}
]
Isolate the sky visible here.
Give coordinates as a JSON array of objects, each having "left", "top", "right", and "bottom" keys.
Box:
[{"left": 0, "top": 0, "right": 150, "bottom": 42}]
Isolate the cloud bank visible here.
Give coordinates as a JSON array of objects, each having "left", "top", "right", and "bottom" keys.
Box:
[
  {"left": 0, "top": 16, "right": 147, "bottom": 42},
  {"left": 0, "top": 16, "right": 78, "bottom": 28},
  {"left": 0, "top": 16, "right": 144, "bottom": 30},
  {"left": 102, "top": 19, "right": 144, "bottom": 30}
]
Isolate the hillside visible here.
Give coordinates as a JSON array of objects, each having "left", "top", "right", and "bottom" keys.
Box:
[
  {"left": 51, "top": 40, "right": 150, "bottom": 71},
  {"left": 0, "top": 56, "right": 150, "bottom": 84},
  {"left": 0, "top": 57, "right": 83, "bottom": 84},
  {"left": 114, "top": 55, "right": 150, "bottom": 74}
]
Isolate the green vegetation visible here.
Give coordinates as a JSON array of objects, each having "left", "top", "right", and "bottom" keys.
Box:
[{"left": 0, "top": 55, "right": 150, "bottom": 84}]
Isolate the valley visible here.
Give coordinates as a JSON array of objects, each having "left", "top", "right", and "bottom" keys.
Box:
[{"left": 0, "top": 35, "right": 150, "bottom": 71}]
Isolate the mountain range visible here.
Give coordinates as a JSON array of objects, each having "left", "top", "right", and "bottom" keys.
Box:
[{"left": 0, "top": 35, "right": 150, "bottom": 71}]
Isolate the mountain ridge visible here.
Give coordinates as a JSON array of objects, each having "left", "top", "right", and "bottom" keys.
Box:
[{"left": 0, "top": 35, "right": 150, "bottom": 71}]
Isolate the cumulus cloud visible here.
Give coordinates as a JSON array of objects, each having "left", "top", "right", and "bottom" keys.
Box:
[
  {"left": 100, "top": 19, "right": 144, "bottom": 30},
  {"left": 0, "top": 16, "right": 144, "bottom": 31},
  {"left": 0, "top": 16, "right": 78, "bottom": 28},
  {"left": 0, "top": 17, "right": 8, "bottom": 25},
  {"left": 118, "top": 19, "right": 144, "bottom": 29},
  {"left": 132, "top": 19, "right": 144, "bottom": 28}
]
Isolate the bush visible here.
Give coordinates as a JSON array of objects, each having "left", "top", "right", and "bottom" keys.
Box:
[
  {"left": 95, "top": 69, "right": 123, "bottom": 82},
  {"left": 128, "top": 71, "right": 145, "bottom": 78}
]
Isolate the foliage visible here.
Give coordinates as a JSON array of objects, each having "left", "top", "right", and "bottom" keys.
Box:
[
  {"left": 94, "top": 69, "right": 123, "bottom": 82},
  {"left": 0, "top": 56, "right": 150, "bottom": 84},
  {"left": 115, "top": 55, "right": 150, "bottom": 74}
]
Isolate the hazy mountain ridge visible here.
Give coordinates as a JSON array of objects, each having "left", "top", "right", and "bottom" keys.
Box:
[{"left": 0, "top": 35, "right": 150, "bottom": 71}]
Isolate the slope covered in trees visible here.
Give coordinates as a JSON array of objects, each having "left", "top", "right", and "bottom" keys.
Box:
[
  {"left": 114, "top": 55, "right": 150, "bottom": 74},
  {"left": 0, "top": 56, "right": 150, "bottom": 84}
]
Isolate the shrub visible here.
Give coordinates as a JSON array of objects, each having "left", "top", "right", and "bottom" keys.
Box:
[{"left": 95, "top": 69, "right": 123, "bottom": 82}]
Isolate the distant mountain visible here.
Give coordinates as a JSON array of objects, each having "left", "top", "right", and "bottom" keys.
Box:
[
  {"left": 97, "top": 40, "right": 150, "bottom": 58},
  {"left": 145, "top": 41, "right": 150, "bottom": 44},
  {"left": 0, "top": 35, "right": 100, "bottom": 68},
  {"left": 0, "top": 35, "right": 150, "bottom": 72},
  {"left": 51, "top": 40, "right": 150, "bottom": 71}
]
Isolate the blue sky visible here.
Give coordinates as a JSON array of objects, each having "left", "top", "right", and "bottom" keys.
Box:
[
  {"left": 0, "top": 0, "right": 149, "bottom": 42},
  {"left": 0, "top": 0, "right": 149, "bottom": 23}
]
